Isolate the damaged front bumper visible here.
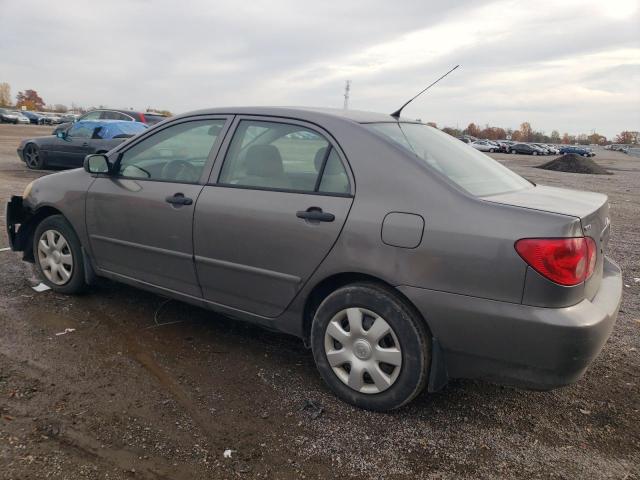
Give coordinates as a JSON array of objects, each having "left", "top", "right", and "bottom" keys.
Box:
[{"left": 5, "top": 195, "right": 29, "bottom": 251}]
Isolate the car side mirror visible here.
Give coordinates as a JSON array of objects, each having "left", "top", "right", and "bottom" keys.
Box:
[{"left": 84, "top": 154, "right": 111, "bottom": 174}]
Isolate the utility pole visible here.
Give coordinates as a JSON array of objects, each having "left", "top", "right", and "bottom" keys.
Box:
[{"left": 343, "top": 80, "right": 351, "bottom": 110}]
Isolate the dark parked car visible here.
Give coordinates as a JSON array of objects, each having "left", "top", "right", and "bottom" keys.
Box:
[
  {"left": 509, "top": 143, "right": 546, "bottom": 155},
  {"left": 6, "top": 107, "right": 622, "bottom": 411},
  {"left": 17, "top": 120, "right": 147, "bottom": 169},
  {"left": 53, "top": 109, "right": 168, "bottom": 134},
  {"left": 560, "top": 146, "right": 596, "bottom": 157},
  {"left": 20, "top": 111, "right": 47, "bottom": 125}
]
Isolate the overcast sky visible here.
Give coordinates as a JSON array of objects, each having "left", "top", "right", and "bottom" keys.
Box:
[{"left": 1, "top": 0, "right": 638, "bottom": 137}]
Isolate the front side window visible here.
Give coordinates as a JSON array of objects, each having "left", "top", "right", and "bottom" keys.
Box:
[
  {"left": 367, "top": 123, "right": 531, "bottom": 197},
  {"left": 81, "top": 111, "right": 101, "bottom": 121},
  {"left": 219, "top": 120, "right": 350, "bottom": 194},
  {"left": 117, "top": 119, "right": 225, "bottom": 183},
  {"left": 67, "top": 122, "right": 95, "bottom": 138}
]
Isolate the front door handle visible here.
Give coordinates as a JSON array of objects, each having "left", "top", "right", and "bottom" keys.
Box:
[
  {"left": 296, "top": 207, "right": 335, "bottom": 222},
  {"left": 165, "top": 193, "right": 193, "bottom": 206},
  {"left": 82, "top": 142, "right": 89, "bottom": 147}
]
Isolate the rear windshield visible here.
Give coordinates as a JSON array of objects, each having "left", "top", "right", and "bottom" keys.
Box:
[
  {"left": 366, "top": 123, "right": 531, "bottom": 196},
  {"left": 143, "top": 114, "right": 168, "bottom": 125}
]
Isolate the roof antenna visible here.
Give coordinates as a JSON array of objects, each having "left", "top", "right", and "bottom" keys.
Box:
[{"left": 390, "top": 64, "right": 460, "bottom": 119}]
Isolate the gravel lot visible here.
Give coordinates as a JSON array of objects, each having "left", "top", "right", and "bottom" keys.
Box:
[{"left": 0, "top": 123, "right": 638, "bottom": 479}]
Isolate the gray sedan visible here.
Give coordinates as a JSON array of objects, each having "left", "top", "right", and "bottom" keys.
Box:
[{"left": 5, "top": 107, "right": 622, "bottom": 411}]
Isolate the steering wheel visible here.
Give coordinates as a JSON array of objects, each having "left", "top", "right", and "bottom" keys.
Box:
[{"left": 161, "top": 159, "right": 200, "bottom": 182}]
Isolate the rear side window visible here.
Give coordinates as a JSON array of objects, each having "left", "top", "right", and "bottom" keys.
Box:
[
  {"left": 101, "top": 111, "right": 133, "bottom": 121},
  {"left": 218, "top": 120, "right": 350, "bottom": 194},
  {"left": 367, "top": 123, "right": 531, "bottom": 197}
]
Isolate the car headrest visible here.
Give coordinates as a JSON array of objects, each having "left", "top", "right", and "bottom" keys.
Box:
[
  {"left": 245, "top": 145, "right": 284, "bottom": 177},
  {"left": 314, "top": 147, "right": 343, "bottom": 174}
]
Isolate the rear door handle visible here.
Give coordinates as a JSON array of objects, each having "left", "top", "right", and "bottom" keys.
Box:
[
  {"left": 296, "top": 208, "right": 335, "bottom": 222},
  {"left": 165, "top": 193, "right": 193, "bottom": 206}
]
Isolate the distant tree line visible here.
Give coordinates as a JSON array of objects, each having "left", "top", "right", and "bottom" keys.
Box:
[
  {"left": 0, "top": 82, "right": 172, "bottom": 117},
  {"left": 437, "top": 121, "right": 638, "bottom": 145}
]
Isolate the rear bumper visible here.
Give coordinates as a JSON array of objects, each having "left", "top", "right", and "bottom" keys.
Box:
[{"left": 399, "top": 257, "right": 622, "bottom": 390}]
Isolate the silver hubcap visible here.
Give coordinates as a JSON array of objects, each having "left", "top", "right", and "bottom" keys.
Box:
[
  {"left": 37, "top": 230, "right": 73, "bottom": 285},
  {"left": 324, "top": 307, "right": 402, "bottom": 394}
]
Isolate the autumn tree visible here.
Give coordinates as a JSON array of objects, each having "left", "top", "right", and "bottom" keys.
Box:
[
  {"left": 519, "top": 122, "right": 533, "bottom": 142},
  {"left": 511, "top": 130, "right": 522, "bottom": 141},
  {"left": 550, "top": 130, "right": 561, "bottom": 144},
  {"left": 442, "top": 127, "right": 461, "bottom": 137},
  {"left": 464, "top": 122, "right": 481, "bottom": 138},
  {"left": 0, "top": 82, "right": 11, "bottom": 106},
  {"left": 147, "top": 108, "right": 173, "bottom": 116},
  {"left": 615, "top": 131, "right": 639, "bottom": 144},
  {"left": 588, "top": 132, "right": 606, "bottom": 145},
  {"left": 16, "top": 89, "right": 45, "bottom": 111}
]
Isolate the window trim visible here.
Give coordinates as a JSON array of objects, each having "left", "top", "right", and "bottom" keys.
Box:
[
  {"left": 209, "top": 115, "right": 353, "bottom": 197},
  {"left": 110, "top": 116, "right": 232, "bottom": 186}
]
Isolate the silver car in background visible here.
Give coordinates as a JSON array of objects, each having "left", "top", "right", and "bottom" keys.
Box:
[{"left": 6, "top": 107, "right": 622, "bottom": 410}]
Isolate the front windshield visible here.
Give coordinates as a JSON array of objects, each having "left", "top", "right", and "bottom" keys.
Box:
[{"left": 366, "top": 122, "right": 531, "bottom": 196}]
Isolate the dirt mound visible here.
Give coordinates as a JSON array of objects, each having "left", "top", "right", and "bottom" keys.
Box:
[{"left": 537, "top": 153, "right": 611, "bottom": 175}]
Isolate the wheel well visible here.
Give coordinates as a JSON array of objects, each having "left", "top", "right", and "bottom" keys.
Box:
[
  {"left": 20, "top": 206, "right": 64, "bottom": 262},
  {"left": 301, "top": 272, "right": 430, "bottom": 345}
]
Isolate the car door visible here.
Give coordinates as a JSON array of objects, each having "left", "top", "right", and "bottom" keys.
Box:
[
  {"left": 193, "top": 117, "right": 354, "bottom": 317},
  {"left": 85, "top": 116, "right": 230, "bottom": 297}
]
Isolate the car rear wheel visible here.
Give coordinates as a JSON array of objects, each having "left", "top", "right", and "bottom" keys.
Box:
[
  {"left": 511, "top": 149, "right": 516, "bottom": 154},
  {"left": 489, "top": 148, "right": 495, "bottom": 152},
  {"left": 532, "top": 151, "right": 538, "bottom": 156},
  {"left": 24, "top": 143, "right": 44, "bottom": 169},
  {"left": 583, "top": 153, "right": 589, "bottom": 157},
  {"left": 311, "top": 283, "right": 430, "bottom": 411},
  {"left": 33, "top": 215, "right": 87, "bottom": 294}
]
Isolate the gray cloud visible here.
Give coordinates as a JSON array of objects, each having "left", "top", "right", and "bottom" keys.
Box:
[{"left": 0, "top": 0, "right": 638, "bottom": 137}]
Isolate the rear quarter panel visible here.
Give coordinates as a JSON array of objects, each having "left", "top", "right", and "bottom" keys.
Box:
[{"left": 279, "top": 121, "right": 584, "bottom": 333}]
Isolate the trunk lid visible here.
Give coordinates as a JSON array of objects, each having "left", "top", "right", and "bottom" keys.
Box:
[{"left": 484, "top": 185, "right": 609, "bottom": 299}]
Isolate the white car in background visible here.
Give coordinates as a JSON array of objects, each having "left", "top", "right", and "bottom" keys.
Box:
[
  {"left": 471, "top": 140, "right": 500, "bottom": 153},
  {"left": 12, "top": 112, "right": 31, "bottom": 124}
]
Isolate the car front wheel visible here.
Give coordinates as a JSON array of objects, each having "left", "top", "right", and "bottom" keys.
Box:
[
  {"left": 33, "top": 215, "right": 87, "bottom": 294},
  {"left": 311, "top": 283, "right": 431, "bottom": 411},
  {"left": 23, "top": 143, "right": 44, "bottom": 169}
]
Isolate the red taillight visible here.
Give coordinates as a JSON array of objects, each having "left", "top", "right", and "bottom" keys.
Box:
[
  {"left": 515, "top": 237, "right": 596, "bottom": 286},
  {"left": 139, "top": 113, "right": 146, "bottom": 124}
]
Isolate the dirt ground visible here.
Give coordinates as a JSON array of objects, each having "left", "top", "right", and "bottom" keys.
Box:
[{"left": 0, "top": 123, "right": 638, "bottom": 479}]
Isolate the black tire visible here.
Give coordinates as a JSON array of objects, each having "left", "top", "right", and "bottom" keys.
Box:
[
  {"left": 23, "top": 143, "right": 44, "bottom": 169},
  {"left": 532, "top": 151, "right": 538, "bottom": 156},
  {"left": 311, "top": 282, "right": 431, "bottom": 411},
  {"left": 489, "top": 148, "right": 495, "bottom": 153},
  {"left": 583, "top": 153, "right": 589, "bottom": 157},
  {"left": 33, "top": 215, "right": 87, "bottom": 294}
]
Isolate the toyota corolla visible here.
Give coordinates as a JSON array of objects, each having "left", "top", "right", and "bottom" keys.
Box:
[{"left": 5, "top": 107, "right": 622, "bottom": 411}]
